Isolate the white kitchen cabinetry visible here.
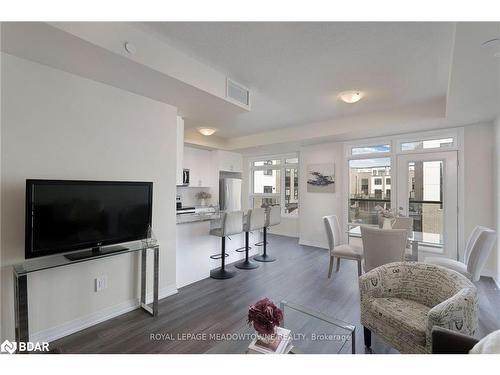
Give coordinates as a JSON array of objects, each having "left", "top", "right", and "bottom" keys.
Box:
[
  {"left": 183, "top": 146, "right": 212, "bottom": 187},
  {"left": 212, "top": 150, "right": 243, "bottom": 173},
  {"left": 176, "top": 116, "right": 184, "bottom": 185}
]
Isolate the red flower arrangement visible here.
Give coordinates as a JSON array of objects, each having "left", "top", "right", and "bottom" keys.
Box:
[{"left": 247, "top": 298, "right": 283, "bottom": 335}]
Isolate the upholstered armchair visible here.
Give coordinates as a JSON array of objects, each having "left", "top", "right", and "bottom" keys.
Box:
[{"left": 359, "top": 262, "right": 478, "bottom": 353}]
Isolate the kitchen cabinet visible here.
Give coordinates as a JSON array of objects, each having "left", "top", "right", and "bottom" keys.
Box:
[
  {"left": 176, "top": 116, "right": 184, "bottom": 185},
  {"left": 211, "top": 150, "right": 243, "bottom": 173},
  {"left": 183, "top": 146, "right": 212, "bottom": 187}
]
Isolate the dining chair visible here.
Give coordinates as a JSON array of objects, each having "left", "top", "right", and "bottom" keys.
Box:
[
  {"left": 323, "top": 215, "right": 363, "bottom": 277},
  {"left": 425, "top": 226, "right": 497, "bottom": 282},
  {"left": 392, "top": 216, "right": 414, "bottom": 259},
  {"left": 360, "top": 226, "right": 408, "bottom": 273}
]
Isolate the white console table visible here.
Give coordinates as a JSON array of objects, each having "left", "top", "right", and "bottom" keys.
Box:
[{"left": 12, "top": 243, "right": 159, "bottom": 351}]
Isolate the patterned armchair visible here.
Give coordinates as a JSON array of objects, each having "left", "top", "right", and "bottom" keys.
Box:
[{"left": 359, "top": 262, "right": 478, "bottom": 353}]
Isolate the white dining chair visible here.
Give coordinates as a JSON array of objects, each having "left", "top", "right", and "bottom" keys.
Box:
[
  {"left": 323, "top": 215, "right": 363, "bottom": 277},
  {"left": 392, "top": 216, "right": 414, "bottom": 259},
  {"left": 360, "top": 226, "right": 408, "bottom": 273},
  {"left": 425, "top": 226, "right": 497, "bottom": 282}
]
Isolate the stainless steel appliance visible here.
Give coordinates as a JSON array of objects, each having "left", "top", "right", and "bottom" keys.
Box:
[
  {"left": 220, "top": 177, "right": 242, "bottom": 211},
  {"left": 183, "top": 169, "right": 190, "bottom": 185}
]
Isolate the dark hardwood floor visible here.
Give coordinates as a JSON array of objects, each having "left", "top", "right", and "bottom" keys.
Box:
[{"left": 52, "top": 234, "right": 500, "bottom": 354}]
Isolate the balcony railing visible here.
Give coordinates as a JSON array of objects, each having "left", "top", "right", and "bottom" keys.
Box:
[{"left": 349, "top": 197, "right": 443, "bottom": 234}]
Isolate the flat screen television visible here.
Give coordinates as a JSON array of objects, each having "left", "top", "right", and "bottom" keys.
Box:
[{"left": 25, "top": 180, "right": 153, "bottom": 259}]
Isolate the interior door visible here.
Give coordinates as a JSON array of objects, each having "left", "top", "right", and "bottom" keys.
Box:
[{"left": 396, "top": 151, "right": 458, "bottom": 260}]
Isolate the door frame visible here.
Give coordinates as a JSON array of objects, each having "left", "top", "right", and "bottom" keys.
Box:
[
  {"left": 396, "top": 151, "right": 458, "bottom": 260},
  {"left": 343, "top": 127, "right": 464, "bottom": 258}
]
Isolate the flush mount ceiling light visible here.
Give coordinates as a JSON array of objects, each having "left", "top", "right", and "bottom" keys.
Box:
[
  {"left": 481, "top": 38, "right": 500, "bottom": 58},
  {"left": 197, "top": 128, "right": 217, "bottom": 136},
  {"left": 339, "top": 91, "right": 363, "bottom": 104},
  {"left": 124, "top": 42, "right": 137, "bottom": 55}
]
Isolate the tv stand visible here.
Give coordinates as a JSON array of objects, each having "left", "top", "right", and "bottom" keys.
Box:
[
  {"left": 12, "top": 242, "right": 159, "bottom": 352},
  {"left": 65, "top": 245, "right": 129, "bottom": 261}
]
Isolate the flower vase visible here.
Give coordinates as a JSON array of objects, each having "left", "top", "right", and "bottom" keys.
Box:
[
  {"left": 383, "top": 218, "right": 392, "bottom": 229},
  {"left": 255, "top": 326, "right": 277, "bottom": 344},
  {"left": 200, "top": 198, "right": 206, "bottom": 207}
]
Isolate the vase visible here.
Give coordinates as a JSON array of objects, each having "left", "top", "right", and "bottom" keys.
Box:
[
  {"left": 382, "top": 218, "right": 392, "bottom": 229},
  {"left": 255, "top": 326, "right": 277, "bottom": 344},
  {"left": 200, "top": 198, "right": 206, "bottom": 206}
]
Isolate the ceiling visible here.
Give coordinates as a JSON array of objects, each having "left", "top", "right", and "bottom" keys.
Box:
[{"left": 141, "top": 22, "right": 456, "bottom": 138}]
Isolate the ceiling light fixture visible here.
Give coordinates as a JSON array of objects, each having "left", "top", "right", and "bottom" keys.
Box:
[
  {"left": 339, "top": 91, "right": 363, "bottom": 104},
  {"left": 124, "top": 42, "right": 137, "bottom": 55},
  {"left": 197, "top": 128, "right": 217, "bottom": 136}
]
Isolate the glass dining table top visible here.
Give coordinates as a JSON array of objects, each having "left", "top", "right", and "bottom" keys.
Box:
[
  {"left": 348, "top": 225, "right": 444, "bottom": 247},
  {"left": 206, "top": 300, "right": 356, "bottom": 354}
]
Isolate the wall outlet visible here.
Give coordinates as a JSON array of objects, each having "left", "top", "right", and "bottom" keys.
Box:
[{"left": 95, "top": 275, "right": 108, "bottom": 292}]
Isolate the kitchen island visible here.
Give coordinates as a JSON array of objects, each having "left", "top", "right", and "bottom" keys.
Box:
[{"left": 176, "top": 211, "right": 260, "bottom": 288}]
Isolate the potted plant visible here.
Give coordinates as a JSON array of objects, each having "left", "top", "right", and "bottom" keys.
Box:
[
  {"left": 247, "top": 298, "right": 283, "bottom": 343},
  {"left": 195, "top": 191, "right": 211, "bottom": 206}
]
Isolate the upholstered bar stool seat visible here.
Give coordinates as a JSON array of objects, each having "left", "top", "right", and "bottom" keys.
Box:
[
  {"left": 209, "top": 211, "right": 244, "bottom": 280},
  {"left": 235, "top": 208, "right": 266, "bottom": 270},
  {"left": 254, "top": 205, "right": 280, "bottom": 262}
]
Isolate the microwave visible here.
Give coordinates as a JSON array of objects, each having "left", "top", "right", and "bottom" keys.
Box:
[{"left": 183, "top": 169, "right": 190, "bottom": 185}]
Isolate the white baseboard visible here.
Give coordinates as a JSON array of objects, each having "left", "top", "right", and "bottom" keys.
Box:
[
  {"left": 493, "top": 277, "right": 500, "bottom": 290},
  {"left": 31, "top": 284, "right": 178, "bottom": 343},
  {"left": 299, "top": 238, "right": 328, "bottom": 250}
]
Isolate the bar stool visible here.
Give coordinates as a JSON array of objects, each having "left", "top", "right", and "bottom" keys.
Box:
[
  {"left": 209, "top": 211, "right": 244, "bottom": 279},
  {"left": 253, "top": 205, "right": 280, "bottom": 262},
  {"left": 235, "top": 208, "right": 266, "bottom": 270}
]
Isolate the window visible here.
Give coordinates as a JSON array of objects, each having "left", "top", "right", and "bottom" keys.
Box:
[
  {"left": 263, "top": 186, "right": 273, "bottom": 193},
  {"left": 386, "top": 178, "right": 391, "bottom": 185},
  {"left": 349, "top": 157, "right": 391, "bottom": 225},
  {"left": 284, "top": 167, "right": 298, "bottom": 215},
  {"left": 351, "top": 144, "right": 391, "bottom": 155},
  {"left": 250, "top": 154, "right": 299, "bottom": 217},
  {"left": 253, "top": 169, "right": 280, "bottom": 194},
  {"left": 401, "top": 138, "right": 454, "bottom": 152},
  {"left": 253, "top": 159, "right": 280, "bottom": 166}
]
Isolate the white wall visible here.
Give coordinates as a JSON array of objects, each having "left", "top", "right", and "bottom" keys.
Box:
[
  {"left": 463, "top": 122, "right": 496, "bottom": 277},
  {"left": 299, "top": 142, "right": 344, "bottom": 249},
  {"left": 495, "top": 116, "right": 500, "bottom": 286},
  {"left": 0, "top": 54, "right": 178, "bottom": 342}
]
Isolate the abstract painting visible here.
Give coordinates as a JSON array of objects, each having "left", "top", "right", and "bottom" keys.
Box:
[{"left": 307, "top": 163, "right": 335, "bottom": 193}]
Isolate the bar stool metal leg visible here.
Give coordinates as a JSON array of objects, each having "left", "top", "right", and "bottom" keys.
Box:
[
  {"left": 210, "top": 237, "right": 236, "bottom": 279},
  {"left": 253, "top": 227, "right": 276, "bottom": 262},
  {"left": 235, "top": 231, "right": 259, "bottom": 270}
]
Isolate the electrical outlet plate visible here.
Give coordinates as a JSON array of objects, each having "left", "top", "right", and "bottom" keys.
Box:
[{"left": 95, "top": 275, "right": 108, "bottom": 292}]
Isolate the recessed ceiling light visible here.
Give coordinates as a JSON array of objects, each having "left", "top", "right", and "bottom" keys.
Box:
[
  {"left": 481, "top": 38, "right": 500, "bottom": 58},
  {"left": 198, "top": 128, "right": 217, "bottom": 136},
  {"left": 339, "top": 91, "right": 363, "bottom": 104}
]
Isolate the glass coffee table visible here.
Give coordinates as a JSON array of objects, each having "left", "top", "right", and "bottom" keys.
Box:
[{"left": 206, "top": 300, "right": 356, "bottom": 354}]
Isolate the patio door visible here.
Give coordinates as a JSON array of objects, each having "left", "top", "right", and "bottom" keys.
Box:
[{"left": 396, "top": 151, "right": 458, "bottom": 260}]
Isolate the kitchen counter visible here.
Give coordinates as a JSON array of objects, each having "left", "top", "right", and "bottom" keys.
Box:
[{"left": 176, "top": 212, "right": 221, "bottom": 224}]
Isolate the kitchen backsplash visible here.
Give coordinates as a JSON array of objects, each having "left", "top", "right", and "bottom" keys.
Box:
[{"left": 176, "top": 186, "right": 215, "bottom": 207}]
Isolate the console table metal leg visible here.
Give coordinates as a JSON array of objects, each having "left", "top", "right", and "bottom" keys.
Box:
[
  {"left": 140, "top": 249, "right": 147, "bottom": 309},
  {"left": 140, "top": 246, "right": 159, "bottom": 317},
  {"left": 14, "top": 272, "right": 29, "bottom": 349},
  {"left": 152, "top": 246, "right": 159, "bottom": 316}
]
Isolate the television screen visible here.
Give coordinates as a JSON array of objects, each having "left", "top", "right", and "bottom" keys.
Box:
[{"left": 26, "top": 180, "right": 153, "bottom": 258}]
